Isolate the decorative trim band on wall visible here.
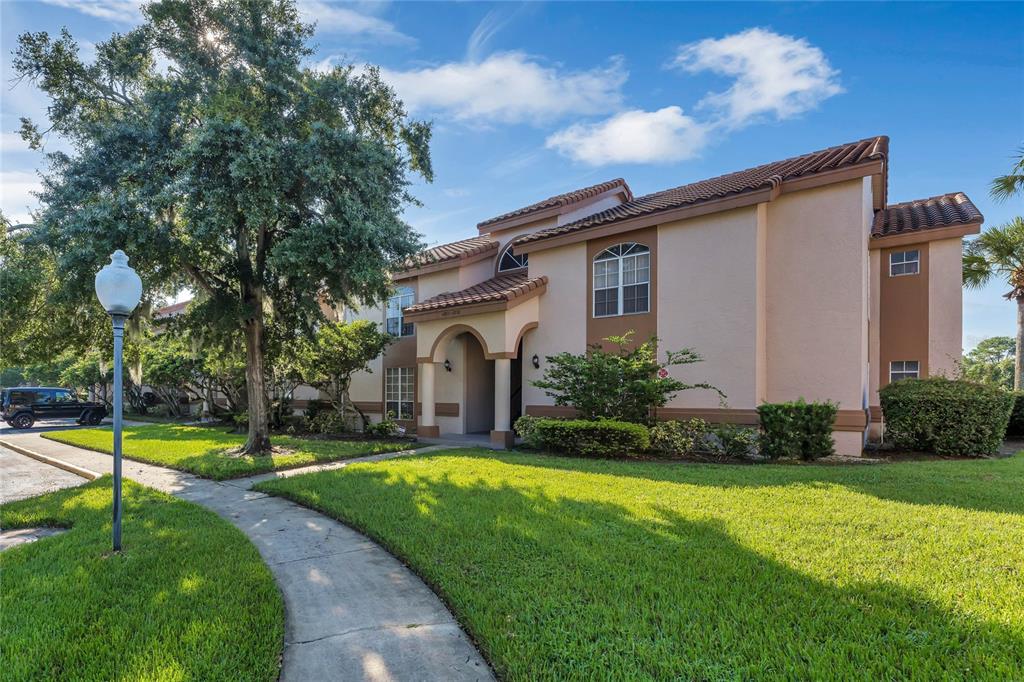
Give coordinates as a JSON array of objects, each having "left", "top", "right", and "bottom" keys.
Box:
[
  {"left": 868, "top": 405, "right": 883, "bottom": 423},
  {"left": 524, "top": 405, "right": 869, "bottom": 431},
  {"left": 353, "top": 401, "right": 460, "bottom": 417}
]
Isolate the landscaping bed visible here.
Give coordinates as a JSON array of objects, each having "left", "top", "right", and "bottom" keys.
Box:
[
  {"left": 1, "top": 477, "right": 283, "bottom": 681},
  {"left": 256, "top": 449, "right": 1024, "bottom": 680},
  {"left": 42, "top": 423, "right": 413, "bottom": 480}
]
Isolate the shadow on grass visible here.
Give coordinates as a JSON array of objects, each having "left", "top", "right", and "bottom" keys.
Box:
[
  {"left": 0, "top": 477, "right": 282, "bottom": 681},
  {"left": 259, "top": 466, "right": 1024, "bottom": 680},
  {"left": 458, "top": 449, "right": 1024, "bottom": 516}
]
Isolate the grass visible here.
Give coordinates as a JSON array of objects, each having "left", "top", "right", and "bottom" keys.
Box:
[
  {"left": 42, "top": 423, "right": 413, "bottom": 480},
  {"left": 1, "top": 477, "right": 283, "bottom": 681},
  {"left": 256, "top": 449, "right": 1024, "bottom": 680}
]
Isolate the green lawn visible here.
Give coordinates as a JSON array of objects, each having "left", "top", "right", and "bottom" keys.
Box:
[
  {"left": 256, "top": 450, "right": 1024, "bottom": 680},
  {"left": 42, "top": 423, "right": 412, "bottom": 480},
  {"left": 1, "top": 477, "right": 283, "bottom": 681}
]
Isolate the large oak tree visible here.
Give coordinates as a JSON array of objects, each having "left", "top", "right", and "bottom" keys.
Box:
[{"left": 14, "top": 0, "right": 431, "bottom": 452}]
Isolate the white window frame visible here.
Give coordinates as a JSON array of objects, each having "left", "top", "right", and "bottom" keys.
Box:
[
  {"left": 889, "top": 250, "right": 920, "bottom": 277},
  {"left": 889, "top": 360, "right": 920, "bottom": 382},
  {"left": 593, "top": 243, "right": 650, "bottom": 318},
  {"left": 497, "top": 243, "right": 528, "bottom": 272},
  {"left": 385, "top": 367, "right": 415, "bottom": 420},
  {"left": 386, "top": 286, "right": 415, "bottom": 337}
]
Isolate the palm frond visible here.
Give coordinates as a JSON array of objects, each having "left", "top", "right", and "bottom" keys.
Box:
[{"left": 990, "top": 145, "right": 1024, "bottom": 202}]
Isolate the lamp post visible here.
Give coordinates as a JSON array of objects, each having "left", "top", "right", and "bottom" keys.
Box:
[{"left": 94, "top": 250, "right": 142, "bottom": 552}]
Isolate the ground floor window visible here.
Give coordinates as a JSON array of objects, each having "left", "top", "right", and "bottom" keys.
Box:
[
  {"left": 385, "top": 367, "right": 414, "bottom": 420},
  {"left": 889, "top": 360, "right": 920, "bottom": 382}
]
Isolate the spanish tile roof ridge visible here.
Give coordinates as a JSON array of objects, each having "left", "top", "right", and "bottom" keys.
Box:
[
  {"left": 402, "top": 235, "right": 498, "bottom": 271},
  {"left": 477, "top": 178, "right": 633, "bottom": 229},
  {"left": 405, "top": 272, "right": 548, "bottom": 313},
  {"left": 516, "top": 136, "right": 889, "bottom": 245},
  {"left": 154, "top": 300, "right": 190, "bottom": 318},
  {"left": 872, "top": 191, "right": 983, "bottom": 237}
]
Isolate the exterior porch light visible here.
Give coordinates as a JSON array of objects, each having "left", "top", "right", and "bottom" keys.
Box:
[
  {"left": 532, "top": 354, "right": 540, "bottom": 369},
  {"left": 443, "top": 359, "right": 452, "bottom": 372},
  {"left": 94, "top": 250, "right": 143, "bottom": 552}
]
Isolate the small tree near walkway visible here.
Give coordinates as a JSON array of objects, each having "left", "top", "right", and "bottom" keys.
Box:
[
  {"left": 533, "top": 333, "right": 724, "bottom": 424},
  {"left": 295, "top": 320, "right": 392, "bottom": 430}
]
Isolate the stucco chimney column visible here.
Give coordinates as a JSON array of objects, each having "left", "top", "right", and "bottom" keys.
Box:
[
  {"left": 491, "top": 358, "right": 514, "bottom": 449},
  {"left": 418, "top": 361, "right": 439, "bottom": 438}
]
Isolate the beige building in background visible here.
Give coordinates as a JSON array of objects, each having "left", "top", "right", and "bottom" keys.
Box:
[{"left": 338, "top": 135, "right": 982, "bottom": 455}]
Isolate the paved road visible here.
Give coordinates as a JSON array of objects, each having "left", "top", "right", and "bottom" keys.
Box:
[
  {"left": 0, "top": 445, "right": 87, "bottom": 504},
  {"left": 0, "top": 418, "right": 108, "bottom": 436}
]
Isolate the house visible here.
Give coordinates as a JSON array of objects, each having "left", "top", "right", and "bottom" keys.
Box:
[{"left": 342, "top": 135, "right": 982, "bottom": 455}]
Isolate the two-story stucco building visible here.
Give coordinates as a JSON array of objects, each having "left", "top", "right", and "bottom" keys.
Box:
[{"left": 342, "top": 136, "right": 983, "bottom": 455}]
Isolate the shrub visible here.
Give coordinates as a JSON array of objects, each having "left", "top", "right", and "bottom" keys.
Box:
[
  {"left": 367, "top": 417, "right": 401, "bottom": 437},
  {"left": 1007, "top": 393, "right": 1024, "bottom": 438},
  {"left": 306, "top": 410, "right": 349, "bottom": 435},
  {"left": 757, "top": 399, "right": 838, "bottom": 461},
  {"left": 533, "top": 332, "right": 723, "bottom": 425},
  {"left": 649, "top": 418, "right": 708, "bottom": 457},
  {"left": 532, "top": 418, "right": 650, "bottom": 458},
  {"left": 706, "top": 423, "right": 760, "bottom": 459},
  {"left": 879, "top": 377, "right": 1013, "bottom": 456},
  {"left": 513, "top": 415, "right": 543, "bottom": 448}
]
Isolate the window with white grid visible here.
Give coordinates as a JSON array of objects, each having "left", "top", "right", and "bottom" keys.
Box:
[
  {"left": 889, "top": 360, "right": 920, "bottom": 382},
  {"left": 386, "top": 286, "right": 415, "bottom": 336},
  {"left": 385, "top": 367, "right": 414, "bottom": 420},
  {"left": 889, "top": 250, "right": 920, "bottom": 276},
  {"left": 594, "top": 243, "right": 650, "bottom": 317}
]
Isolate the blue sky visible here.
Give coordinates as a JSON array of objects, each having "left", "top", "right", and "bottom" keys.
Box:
[{"left": 1, "top": 1, "right": 1022, "bottom": 348}]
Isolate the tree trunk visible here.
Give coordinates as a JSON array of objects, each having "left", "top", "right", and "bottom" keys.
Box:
[
  {"left": 1016, "top": 296, "right": 1024, "bottom": 391},
  {"left": 242, "top": 312, "right": 272, "bottom": 454}
]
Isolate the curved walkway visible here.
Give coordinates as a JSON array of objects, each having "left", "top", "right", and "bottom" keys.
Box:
[{"left": 0, "top": 432, "right": 493, "bottom": 682}]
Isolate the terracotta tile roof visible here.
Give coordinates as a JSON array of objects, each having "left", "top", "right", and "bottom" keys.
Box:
[
  {"left": 154, "top": 300, "right": 189, "bottom": 319},
  {"left": 402, "top": 235, "right": 498, "bottom": 272},
  {"left": 477, "top": 178, "right": 633, "bottom": 229},
  {"left": 871, "top": 192, "right": 983, "bottom": 238},
  {"left": 517, "top": 136, "right": 889, "bottom": 246},
  {"left": 404, "top": 272, "right": 547, "bottom": 314}
]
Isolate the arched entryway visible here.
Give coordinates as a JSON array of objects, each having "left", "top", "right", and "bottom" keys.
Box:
[{"left": 461, "top": 333, "right": 494, "bottom": 434}]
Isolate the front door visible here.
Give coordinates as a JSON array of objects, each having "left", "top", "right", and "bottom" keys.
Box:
[{"left": 509, "top": 342, "right": 523, "bottom": 427}]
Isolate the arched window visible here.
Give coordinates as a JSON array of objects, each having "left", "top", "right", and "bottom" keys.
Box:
[
  {"left": 593, "top": 242, "right": 650, "bottom": 317},
  {"left": 497, "top": 243, "right": 528, "bottom": 272}
]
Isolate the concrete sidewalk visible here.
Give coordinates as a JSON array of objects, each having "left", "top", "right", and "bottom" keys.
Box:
[{"left": 0, "top": 432, "right": 492, "bottom": 682}]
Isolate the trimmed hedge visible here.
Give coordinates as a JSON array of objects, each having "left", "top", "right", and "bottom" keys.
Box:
[
  {"left": 879, "top": 377, "right": 1013, "bottom": 456},
  {"left": 1007, "top": 393, "right": 1024, "bottom": 439},
  {"left": 757, "top": 399, "right": 838, "bottom": 460},
  {"left": 527, "top": 418, "right": 650, "bottom": 457}
]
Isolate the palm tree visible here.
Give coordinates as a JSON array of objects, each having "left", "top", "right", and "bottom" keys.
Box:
[
  {"left": 991, "top": 146, "right": 1024, "bottom": 202},
  {"left": 963, "top": 217, "right": 1024, "bottom": 389}
]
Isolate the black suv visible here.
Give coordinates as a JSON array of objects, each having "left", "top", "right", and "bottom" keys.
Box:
[{"left": 1, "top": 387, "right": 107, "bottom": 429}]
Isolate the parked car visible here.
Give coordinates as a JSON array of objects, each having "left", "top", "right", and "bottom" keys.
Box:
[{"left": 1, "top": 387, "right": 107, "bottom": 429}]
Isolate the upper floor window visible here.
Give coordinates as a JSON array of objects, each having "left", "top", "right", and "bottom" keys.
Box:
[
  {"left": 386, "top": 286, "right": 414, "bottom": 336},
  {"left": 498, "top": 243, "right": 528, "bottom": 272},
  {"left": 593, "top": 242, "right": 650, "bottom": 317},
  {"left": 890, "top": 360, "right": 919, "bottom": 382},
  {"left": 890, "top": 249, "right": 920, "bottom": 276}
]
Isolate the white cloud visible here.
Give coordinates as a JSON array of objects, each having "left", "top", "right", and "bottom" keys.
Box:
[
  {"left": 380, "top": 52, "right": 627, "bottom": 124},
  {"left": 297, "top": 0, "right": 414, "bottom": 43},
  {"left": 1, "top": 133, "right": 30, "bottom": 153},
  {"left": 466, "top": 7, "right": 523, "bottom": 62},
  {"left": 1, "top": 170, "right": 42, "bottom": 224},
  {"left": 672, "top": 27, "right": 842, "bottom": 127},
  {"left": 545, "top": 106, "right": 711, "bottom": 166},
  {"left": 38, "top": 0, "right": 142, "bottom": 23}
]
